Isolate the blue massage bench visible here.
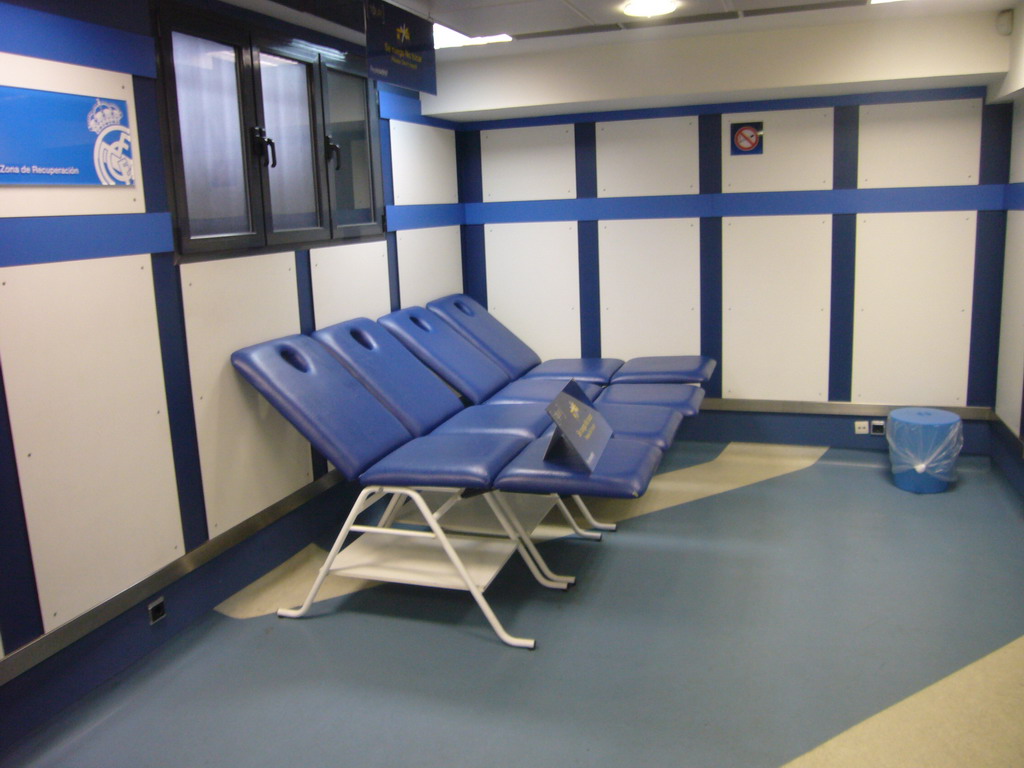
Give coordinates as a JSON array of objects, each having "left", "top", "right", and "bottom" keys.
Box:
[
  {"left": 378, "top": 305, "right": 707, "bottom": 417},
  {"left": 232, "top": 333, "right": 668, "bottom": 648},
  {"left": 427, "top": 293, "right": 717, "bottom": 385}
]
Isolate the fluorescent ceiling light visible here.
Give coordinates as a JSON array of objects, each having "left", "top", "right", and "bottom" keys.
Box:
[
  {"left": 621, "top": 0, "right": 680, "bottom": 18},
  {"left": 433, "top": 23, "right": 512, "bottom": 49}
]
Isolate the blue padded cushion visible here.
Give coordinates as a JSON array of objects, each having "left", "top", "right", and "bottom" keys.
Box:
[
  {"left": 231, "top": 335, "right": 411, "bottom": 479},
  {"left": 360, "top": 433, "right": 530, "bottom": 489},
  {"left": 494, "top": 436, "right": 662, "bottom": 498},
  {"left": 485, "top": 378, "right": 602, "bottom": 406},
  {"left": 596, "top": 383, "right": 705, "bottom": 417},
  {"left": 379, "top": 307, "right": 510, "bottom": 405},
  {"left": 611, "top": 355, "right": 718, "bottom": 384},
  {"left": 596, "top": 403, "right": 683, "bottom": 451},
  {"left": 431, "top": 403, "right": 553, "bottom": 439},
  {"left": 520, "top": 357, "right": 624, "bottom": 384},
  {"left": 314, "top": 318, "right": 463, "bottom": 437},
  {"left": 427, "top": 294, "right": 541, "bottom": 379}
]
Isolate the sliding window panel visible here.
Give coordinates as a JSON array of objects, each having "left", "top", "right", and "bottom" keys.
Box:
[
  {"left": 599, "top": 219, "right": 701, "bottom": 359},
  {"left": 166, "top": 29, "right": 264, "bottom": 251},
  {"left": 852, "top": 212, "right": 976, "bottom": 407},
  {"left": 255, "top": 46, "right": 331, "bottom": 245},
  {"left": 722, "top": 215, "right": 833, "bottom": 402},
  {"left": 0, "top": 255, "right": 183, "bottom": 632},
  {"left": 323, "top": 66, "right": 383, "bottom": 237},
  {"left": 484, "top": 222, "right": 581, "bottom": 360}
]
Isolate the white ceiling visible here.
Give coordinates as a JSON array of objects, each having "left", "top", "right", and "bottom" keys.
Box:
[{"left": 395, "top": 0, "right": 1012, "bottom": 59}]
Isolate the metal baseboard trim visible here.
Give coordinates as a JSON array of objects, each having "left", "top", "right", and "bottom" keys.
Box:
[
  {"left": 700, "top": 398, "right": 994, "bottom": 421},
  {"left": 0, "top": 470, "right": 345, "bottom": 686}
]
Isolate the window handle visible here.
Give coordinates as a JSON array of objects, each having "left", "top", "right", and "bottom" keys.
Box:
[
  {"left": 266, "top": 136, "right": 277, "bottom": 169},
  {"left": 326, "top": 138, "right": 342, "bottom": 171},
  {"left": 250, "top": 126, "right": 277, "bottom": 168}
]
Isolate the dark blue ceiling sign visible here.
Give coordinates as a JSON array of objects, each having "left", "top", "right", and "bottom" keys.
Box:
[
  {"left": 0, "top": 84, "right": 134, "bottom": 186},
  {"left": 366, "top": 0, "right": 437, "bottom": 95}
]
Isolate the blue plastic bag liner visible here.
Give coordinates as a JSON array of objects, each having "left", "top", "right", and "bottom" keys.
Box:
[{"left": 886, "top": 407, "right": 963, "bottom": 485}]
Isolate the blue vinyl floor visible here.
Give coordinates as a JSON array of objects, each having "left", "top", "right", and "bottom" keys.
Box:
[{"left": 3, "top": 443, "right": 1023, "bottom": 767}]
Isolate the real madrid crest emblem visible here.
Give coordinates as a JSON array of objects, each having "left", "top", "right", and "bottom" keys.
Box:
[{"left": 87, "top": 99, "right": 133, "bottom": 186}]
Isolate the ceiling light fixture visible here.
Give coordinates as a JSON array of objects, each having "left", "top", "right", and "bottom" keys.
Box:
[
  {"left": 621, "top": 0, "right": 680, "bottom": 19},
  {"left": 433, "top": 23, "right": 512, "bottom": 49}
]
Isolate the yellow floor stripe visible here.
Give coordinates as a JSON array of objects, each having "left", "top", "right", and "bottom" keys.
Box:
[
  {"left": 585, "top": 441, "right": 828, "bottom": 525},
  {"left": 217, "top": 442, "right": 827, "bottom": 619},
  {"left": 216, "top": 543, "right": 377, "bottom": 620},
  {"left": 780, "top": 634, "right": 1024, "bottom": 768}
]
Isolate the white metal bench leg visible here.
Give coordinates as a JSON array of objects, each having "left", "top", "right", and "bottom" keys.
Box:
[
  {"left": 277, "top": 486, "right": 387, "bottom": 618},
  {"left": 483, "top": 493, "right": 573, "bottom": 589},
  {"left": 404, "top": 490, "right": 535, "bottom": 649},
  {"left": 571, "top": 494, "right": 617, "bottom": 532},
  {"left": 554, "top": 496, "right": 602, "bottom": 540}
]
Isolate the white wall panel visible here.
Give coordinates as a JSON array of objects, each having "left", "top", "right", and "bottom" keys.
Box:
[
  {"left": 852, "top": 212, "right": 976, "bottom": 406},
  {"left": 181, "top": 253, "right": 311, "bottom": 536},
  {"left": 996, "top": 212, "right": 1024, "bottom": 436},
  {"left": 859, "top": 99, "right": 982, "bottom": 188},
  {"left": 397, "top": 226, "right": 463, "bottom": 308},
  {"left": 389, "top": 120, "right": 458, "bottom": 205},
  {"left": 311, "top": 240, "right": 391, "bottom": 327},
  {"left": 0, "top": 254, "right": 181, "bottom": 632},
  {"left": 481, "top": 125, "right": 576, "bottom": 202},
  {"left": 723, "top": 216, "right": 832, "bottom": 401},
  {"left": 599, "top": 219, "right": 701, "bottom": 359},
  {"left": 722, "top": 108, "right": 833, "bottom": 193},
  {"left": 596, "top": 117, "right": 699, "bottom": 197},
  {"left": 484, "top": 222, "right": 580, "bottom": 359},
  {"left": 0, "top": 52, "right": 145, "bottom": 218}
]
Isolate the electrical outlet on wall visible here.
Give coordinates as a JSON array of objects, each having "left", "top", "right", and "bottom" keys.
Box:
[{"left": 854, "top": 420, "right": 869, "bottom": 435}]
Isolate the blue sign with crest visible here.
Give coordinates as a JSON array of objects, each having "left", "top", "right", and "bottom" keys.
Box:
[
  {"left": 366, "top": 0, "right": 437, "bottom": 95},
  {"left": 0, "top": 84, "right": 134, "bottom": 186}
]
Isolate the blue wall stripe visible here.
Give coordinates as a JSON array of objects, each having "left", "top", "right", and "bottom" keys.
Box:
[
  {"left": 829, "top": 214, "right": 856, "bottom": 402},
  {"left": 578, "top": 221, "right": 601, "bottom": 358},
  {"left": 378, "top": 85, "right": 458, "bottom": 129},
  {"left": 700, "top": 218, "right": 723, "bottom": 399},
  {"left": 458, "top": 87, "right": 987, "bottom": 132},
  {"left": 133, "top": 76, "right": 170, "bottom": 215},
  {"left": 150, "top": 254, "right": 209, "bottom": 553},
  {"left": 575, "top": 123, "right": 598, "bottom": 200},
  {"left": 833, "top": 105, "right": 859, "bottom": 190},
  {"left": 386, "top": 232, "right": 401, "bottom": 311},
  {"left": 1006, "top": 183, "right": 1024, "bottom": 210},
  {"left": 0, "top": 213, "right": 173, "bottom": 267},
  {"left": 294, "top": 250, "right": 329, "bottom": 477},
  {"left": 967, "top": 211, "right": 1007, "bottom": 408},
  {"left": 698, "top": 114, "right": 722, "bottom": 195},
  {"left": 980, "top": 102, "right": 1013, "bottom": 186},
  {"left": 455, "top": 186, "right": 1006, "bottom": 225},
  {"left": 456, "top": 130, "right": 483, "bottom": 204},
  {"left": 384, "top": 204, "right": 465, "bottom": 231},
  {"left": 0, "top": 355, "right": 45, "bottom": 653},
  {"left": 461, "top": 224, "right": 487, "bottom": 305},
  {"left": 0, "top": 2, "right": 156, "bottom": 77}
]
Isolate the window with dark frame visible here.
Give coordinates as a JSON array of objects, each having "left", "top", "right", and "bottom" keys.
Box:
[{"left": 158, "top": 6, "right": 384, "bottom": 256}]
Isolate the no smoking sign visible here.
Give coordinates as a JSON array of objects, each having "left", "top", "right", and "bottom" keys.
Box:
[{"left": 731, "top": 122, "right": 763, "bottom": 155}]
